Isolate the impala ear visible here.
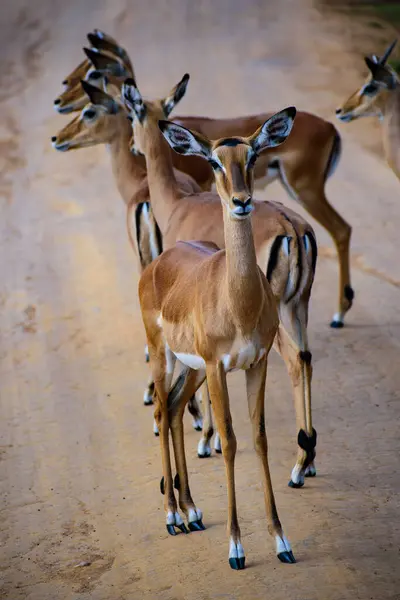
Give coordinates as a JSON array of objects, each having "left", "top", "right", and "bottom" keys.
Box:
[
  {"left": 83, "top": 47, "right": 127, "bottom": 77},
  {"left": 87, "top": 30, "right": 132, "bottom": 72},
  {"left": 122, "top": 77, "right": 147, "bottom": 123},
  {"left": 162, "top": 73, "right": 190, "bottom": 117},
  {"left": 248, "top": 107, "right": 296, "bottom": 153},
  {"left": 365, "top": 56, "right": 397, "bottom": 89},
  {"left": 80, "top": 80, "right": 119, "bottom": 114},
  {"left": 158, "top": 120, "right": 211, "bottom": 158}
]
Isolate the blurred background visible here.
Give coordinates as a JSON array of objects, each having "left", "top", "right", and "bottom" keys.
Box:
[{"left": 1, "top": 1, "right": 399, "bottom": 599}]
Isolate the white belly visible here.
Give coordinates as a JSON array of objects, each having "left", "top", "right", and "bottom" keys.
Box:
[
  {"left": 174, "top": 352, "right": 206, "bottom": 370},
  {"left": 174, "top": 345, "right": 266, "bottom": 372}
]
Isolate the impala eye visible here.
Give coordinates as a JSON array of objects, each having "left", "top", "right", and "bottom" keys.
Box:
[
  {"left": 88, "top": 71, "right": 102, "bottom": 80},
  {"left": 363, "top": 83, "right": 378, "bottom": 95},
  {"left": 83, "top": 109, "right": 96, "bottom": 120},
  {"left": 209, "top": 159, "right": 221, "bottom": 170}
]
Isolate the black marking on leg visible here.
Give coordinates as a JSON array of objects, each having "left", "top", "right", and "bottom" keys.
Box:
[
  {"left": 188, "top": 519, "right": 205, "bottom": 532},
  {"left": 188, "top": 396, "right": 202, "bottom": 427},
  {"left": 278, "top": 550, "right": 296, "bottom": 564},
  {"left": 298, "top": 428, "right": 317, "bottom": 468},
  {"left": 167, "top": 368, "right": 191, "bottom": 411},
  {"left": 160, "top": 476, "right": 165, "bottom": 495},
  {"left": 173, "top": 473, "right": 180, "bottom": 491},
  {"left": 299, "top": 350, "right": 312, "bottom": 365},
  {"left": 229, "top": 557, "right": 246, "bottom": 570},
  {"left": 155, "top": 218, "right": 163, "bottom": 256},
  {"left": 344, "top": 284, "right": 354, "bottom": 307}
]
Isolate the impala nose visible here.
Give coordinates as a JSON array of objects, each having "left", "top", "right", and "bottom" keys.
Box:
[
  {"left": 54, "top": 98, "right": 61, "bottom": 105},
  {"left": 51, "top": 136, "right": 57, "bottom": 142},
  {"left": 335, "top": 108, "right": 342, "bottom": 115},
  {"left": 232, "top": 197, "right": 253, "bottom": 216},
  {"left": 62, "top": 80, "right": 68, "bottom": 85}
]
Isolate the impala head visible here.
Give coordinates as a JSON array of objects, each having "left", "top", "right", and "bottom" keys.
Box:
[
  {"left": 159, "top": 108, "right": 296, "bottom": 219},
  {"left": 122, "top": 74, "right": 190, "bottom": 156},
  {"left": 336, "top": 39, "right": 399, "bottom": 122},
  {"left": 51, "top": 80, "right": 123, "bottom": 152},
  {"left": 54, "top": 48, "right": 130, "bottom": 114}
]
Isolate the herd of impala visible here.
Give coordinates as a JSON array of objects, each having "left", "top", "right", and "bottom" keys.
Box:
[{"left": 51, "top": 30, "right": 399, "bottom": 570}]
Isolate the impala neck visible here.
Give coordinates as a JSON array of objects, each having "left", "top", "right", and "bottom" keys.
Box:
[
  {"left": 140, "top": 120, "right": 180, "bottom": 230},
  {"left": 380, "top": 83, "right": 400, "bottom": 176},
  {"left": 222, "top": 204, "right": 263, "bottom": 326},
  {"left": 107, "top": 115, "right": 147, "bottom": 206}
]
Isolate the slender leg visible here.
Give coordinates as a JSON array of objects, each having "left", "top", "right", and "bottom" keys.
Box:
[
  {"left": 273, "top": 323, "right": 317, "bottom": 488},
  {"left": 197, "top": 381, "right": 215, "bottom": 458},
  {"left": 296, "top": 187, "right": 353, "bottom": 327},
  {"left": 246, "top": 356, "right": 296, "bottom": 564},
  {"left": 187, "top": 392, "right": 203, "bottom": 431},
  {"left": 147, "top": 340, "right": 186, "bottom": 535},
  {"left": 287, "top": 298, "right": 316, "bottom": 477},
  {"left": 169, "top": 368, "right": 206, "bottom": 529},
  {"left": 206, "top": 362, "right": 244, "bottom": 570}
]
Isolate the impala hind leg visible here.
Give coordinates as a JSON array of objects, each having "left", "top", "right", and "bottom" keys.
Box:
[
  {"left": 206, "top": 363, "right": 244, "bottom": 570},
  {"left": 169, "top": 367, "right": 206, "bottom": 530},
  {"left": 246, "top": 356, "right": 295, "bottom": 563},
  {"left": 298, "top": 187, "right": 353, "bottom": 327},
  {"left": 285, "top": 297, "right": 317, "bottom": 479},
  {"left": 273, "top": 323, "right": 316, "bottom": 488}
]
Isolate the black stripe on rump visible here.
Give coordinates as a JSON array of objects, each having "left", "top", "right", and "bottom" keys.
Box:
[{"left": 266, "top": 235, "right": 285, "bottom": 283}]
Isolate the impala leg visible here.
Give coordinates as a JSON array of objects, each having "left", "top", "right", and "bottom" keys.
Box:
[
  {"left": 206, "top": 363, "right": 244, "bottom": 570},
  {"left": 297, "top": 187, "right": 353, "bottom": 327},
  {"left": 287, "top": 299, "right": 316, "bottom": 478},
  {"left": 169, "top": 368, "right": 206, "bottom": 530},
  {"left": 197, "top": 381, "right": 214, "bottom": 458},
  {"left": 187, "top": 390, "right": 203, "bottom": 431},
  {"left": 273, "top": 323, "right": 317, "bottom": 488},
  {"left": 246, "top": 356, "right": 296, "bottom": 564},
  {"left": 148, "top": 343, "right": 186, "bottom": 535}
]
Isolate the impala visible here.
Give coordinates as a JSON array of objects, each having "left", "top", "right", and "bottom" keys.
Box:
[
  {"left": 336, "top": 40, "right": 400, "bottom": 182},
  {"left": 136, "top": 104, "right": 300, "bottom": 569}
]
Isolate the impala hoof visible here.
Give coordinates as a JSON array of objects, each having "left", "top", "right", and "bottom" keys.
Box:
[
  {"left": 188, "top": 519, "right": 205, "bottom": 532},
  {"left": 305, "top": 464, "right": 317, "bottom": 477},
  {"left": 166, "top": 523, "right": 189, "bottom": 535},
  {"left": 197, "top": 451, "right": 211, "bottom": 458},
  {"left": 330, "top": 319, "right": 344, "bottom": 329},
  {"left": 229, "top": 556, "right": 245, "bottom": 570},
  {"left": 278, "top": 550, "right": 296, "bottom": 564},
  {"left": 288, "top": 479, "right": 304, "bottom": 489}
]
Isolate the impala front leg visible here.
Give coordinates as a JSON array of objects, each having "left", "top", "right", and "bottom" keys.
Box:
[
  {"left": 246, "top": 356, "right": 296, "bottom": 564},
  {"left": 149, "top": 343, "right": 186, "bottom": 535},
  {"left": 169, "top": 368, "right": 206, "bottom": 530},
  {"left": 206, "top": 362, "right": 244, "bottom": 570}
]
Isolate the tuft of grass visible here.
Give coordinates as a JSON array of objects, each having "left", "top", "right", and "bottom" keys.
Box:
[{"left": 389, "top": 58, "right": 400, "bottom": 73}]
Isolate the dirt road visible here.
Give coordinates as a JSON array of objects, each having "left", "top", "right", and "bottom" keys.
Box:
[{"left": 1, "top": 1, "right": 400, "bottom": 598}]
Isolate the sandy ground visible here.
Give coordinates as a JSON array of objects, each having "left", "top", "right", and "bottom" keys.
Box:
[{"left": 1, "top": 1, "right": 400, "bottom": 599}]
